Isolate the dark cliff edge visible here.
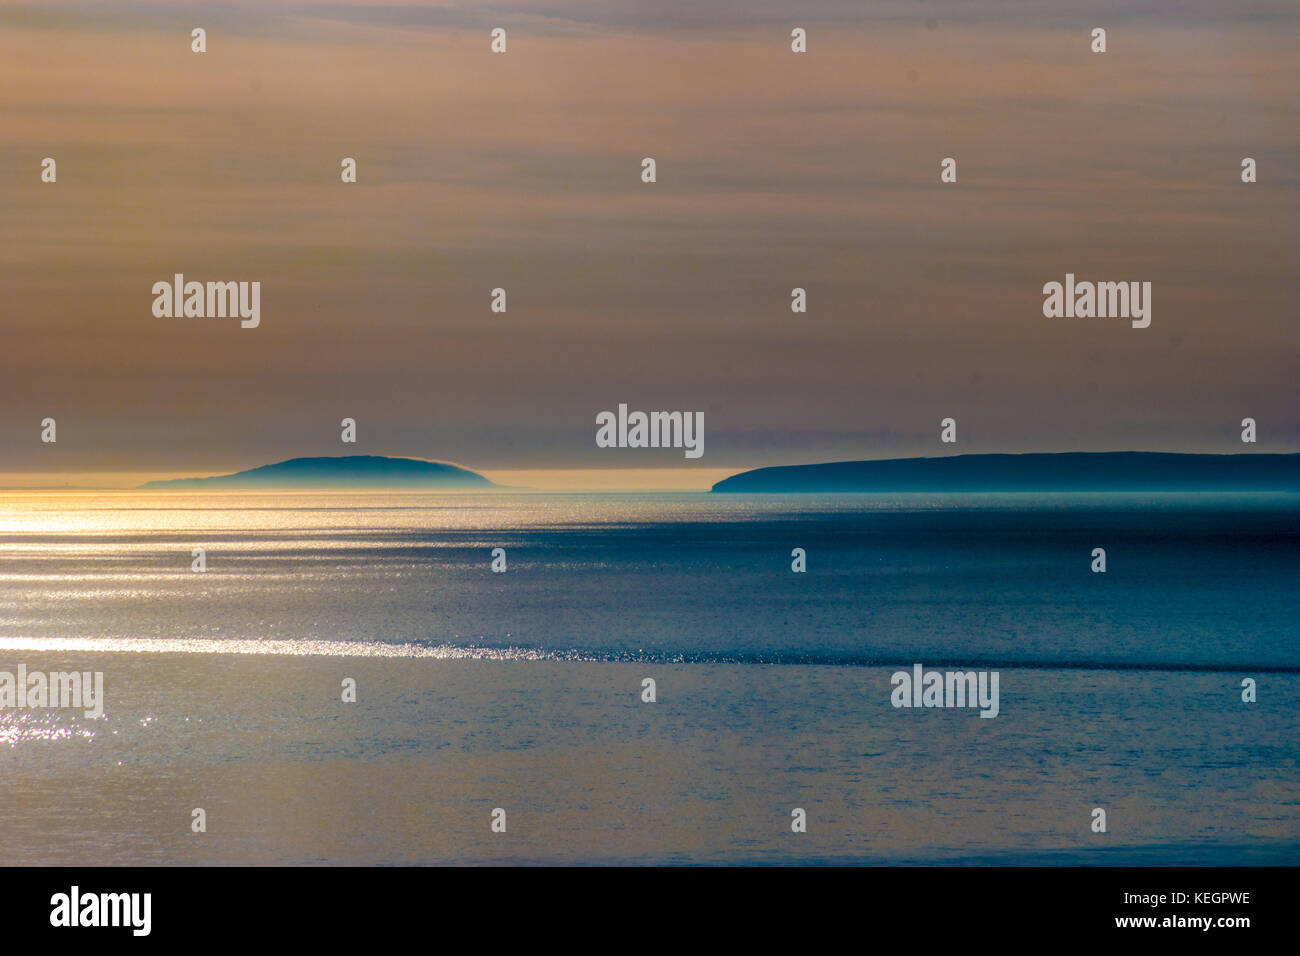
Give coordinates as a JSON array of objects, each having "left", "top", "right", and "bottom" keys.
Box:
[
  {"left": 140, "top": 455, "right": 497, "bottom": 489},
  {"left": 711, "top": 452, "right": 1300, "bottom": 493}
]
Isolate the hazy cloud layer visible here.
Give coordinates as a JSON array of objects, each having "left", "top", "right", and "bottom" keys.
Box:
[{"left": 1, "top": 1, "right": 1296, "bottom": 475}]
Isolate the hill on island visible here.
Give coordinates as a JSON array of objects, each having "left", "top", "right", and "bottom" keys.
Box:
[
  {"left": 140, "top": 455, "right": 497, "bottom": 490},
  {"left": 711, "top": 452, "right": 1300, "bottom": 493}
]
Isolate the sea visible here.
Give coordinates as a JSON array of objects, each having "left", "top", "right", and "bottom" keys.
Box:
[{"left": 0, "top": 491, "right": 1296, "bottom": 865}]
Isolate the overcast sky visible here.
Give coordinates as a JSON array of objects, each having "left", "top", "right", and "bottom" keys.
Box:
[{"left": 1, "top": 0, "right": 1296, "bottom": 485}]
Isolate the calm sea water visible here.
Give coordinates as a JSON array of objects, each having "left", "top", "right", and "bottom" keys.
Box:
[{"left": 0, "top": 491, "right": 1296, "bottom": 864}]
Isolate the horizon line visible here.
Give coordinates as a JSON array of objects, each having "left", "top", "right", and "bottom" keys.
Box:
[{"left": 3, "top": 449, "right": 1298, "bottom": 494}]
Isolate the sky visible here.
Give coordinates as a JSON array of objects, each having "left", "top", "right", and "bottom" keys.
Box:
[{"left": 1, "top": 0, "right": 1296, "bottom": 489}]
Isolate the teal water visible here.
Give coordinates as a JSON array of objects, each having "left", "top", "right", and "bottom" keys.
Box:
[{"left": 0, "top": 491, "right": 1296, "bottom": 864}]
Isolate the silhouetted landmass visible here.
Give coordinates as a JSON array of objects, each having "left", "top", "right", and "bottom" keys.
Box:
[
  {"left": 711, "top": 452, "right": 1300, "bottom": 493},
  {"left": 140, "top": 455, "right": 497, "bottom": 489}
]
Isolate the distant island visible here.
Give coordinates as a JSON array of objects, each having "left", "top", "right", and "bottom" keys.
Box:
[
  {"left": 711, "top": 452, "right": 1300, "bottom": 493},
  {"left": 140, "top": 455, "right": 497, "bottom": 490}
]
